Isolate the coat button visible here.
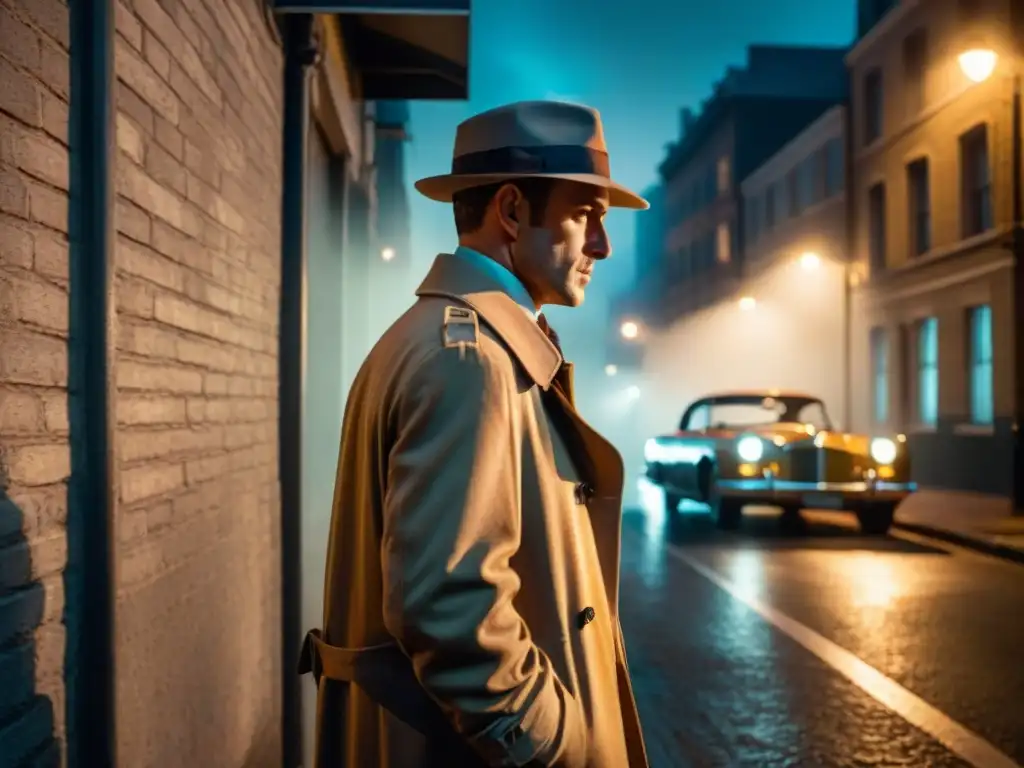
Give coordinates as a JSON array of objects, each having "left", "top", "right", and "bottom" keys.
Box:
[
  {"left": 573, "top": 482, "right": 594, "bottom": 504},
  {"left": 577, "top": 606, "right": 596, "bottom": 629}
]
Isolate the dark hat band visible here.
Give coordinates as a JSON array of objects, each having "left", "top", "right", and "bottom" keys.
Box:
[{"left": 451, "top": 145, "right": 610, "bottom": 177}]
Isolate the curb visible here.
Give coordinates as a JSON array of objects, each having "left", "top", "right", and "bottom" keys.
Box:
[{"left": 894, "top": 521, "right": 1024, "bottom": 565}]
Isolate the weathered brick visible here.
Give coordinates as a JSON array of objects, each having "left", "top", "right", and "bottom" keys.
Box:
[
  {"left": 0, "top": 330, "right": 66, "bottom": 386},
  {"left": 119, "top": 426, "right": 223, "bottom": 462},
  {"left": 39, "top": 40, "right": 69, "bottom": 99},
  {"left": 0, "top": 217, "right": 34, "bottom": 268},
  {"left": 26, "top": 180, "right": 67, "bottom": 232},
  {"left": 39, "top": 90, "right": 67, "bottom": 146},
  {"left": 121, "top": 463, "right": 185, "bottom": 503},
  {"left": 32, "top": 229, "right": 67, "bottom": 281},
  {"left": 142, "top": 28, "right": 171, "bottom": 81},
  {"left": 0, "top": 56, "right": 42, "bottom": 128},
  {"left": 0, "top": 5, "right": 42, "bottom": 72},
  {"left": 3, "top": 443, "right": 70, "bottom": 486},
  {"left": 117, "top": 360, "right": 203, "bottom": 393},
  {"left": 6, "top": 118, "right": 69, "bottom": 190},
  {"left": 0, "top": 273, "right": 68, "bottom": 333},
  {"left": 115, "top": 0, "right": 143, "bottom": 51},
  {"left": 116, "top": 275, "right": 155, "bottom": 318},
  {"left": 116, "top": 160, "right": 184, "bottom": 231},
  {"left": 117, "top": 236, "right": 185, "bottom": 292},
  {"left": 12, "top": 0, "right": 70, "bottom": 50},
  {"left": 117, "top": 395, "right": 187, "bottom": 425},
  {"left": 118, "top": 320, "right": 178, "bottom": 358},
  {"left": 153, "top": 115, "right": 183, "bottom": 160},
  {"left": 116, "top": 198, "right": 152, "bottom": 243},
  {"left": 7, "top": 484, "right": 66, "bottom": 539},
  {"left": 116, "top": 36, "right": 180, "bottom": 125},
  {"left": 117, "top": 112, "right": 147, "bottom": 166},
  {"left": 0, "top": 390, "right": 45, "bottom": 433},
  {"left": 117, "top": 80, "right": 155, "bottom": 136},
  {"left": 0, "top": 166, "right": 30, "bottom": 217},
  {"left": 40, "top": 391, "right": 66, "bottom": 433},
  {"left": 145, "top": 142, "right": 187, "bottom": 197},
  {"left": 30, "top": 532, "right": 67, "bottom": 579}
]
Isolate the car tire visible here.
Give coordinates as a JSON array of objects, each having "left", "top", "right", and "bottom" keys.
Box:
[
  {"left": 707, "top": 484, "right": 742, "bottom": 530},
  {"left": 856, "top": 503, "right": 895, "bottom": 535}
]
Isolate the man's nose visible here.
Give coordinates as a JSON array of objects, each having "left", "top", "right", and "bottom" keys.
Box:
[{"left": 585, "top": 226, "right": 611, "bottom": 260}]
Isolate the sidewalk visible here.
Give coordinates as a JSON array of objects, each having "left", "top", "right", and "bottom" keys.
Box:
[{"left": 895, "top": 490, "right": 1024, "bottom": 563}]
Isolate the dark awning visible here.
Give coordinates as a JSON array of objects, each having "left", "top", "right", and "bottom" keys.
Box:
[{"left": 274, "top": 1, "right": 470, "bottom": 100}]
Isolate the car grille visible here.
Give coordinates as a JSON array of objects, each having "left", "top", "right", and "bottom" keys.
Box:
[{"left": 786, "top": 446, "right": 862, "bottom": 483}]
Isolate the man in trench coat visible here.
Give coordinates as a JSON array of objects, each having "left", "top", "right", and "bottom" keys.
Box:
[{"left": 299, "top": 100, "right": 651, "bottom": 768}]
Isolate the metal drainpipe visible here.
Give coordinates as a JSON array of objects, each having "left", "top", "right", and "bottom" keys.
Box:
[
  {"left": 842, "top": 77, "right": 855, "bottom": 434},
  {"left": 279, "top": 13, "right": 317, "bottom": 768},
  {"left": 66, "top": 0, "right": 117, "bottom": 764}
]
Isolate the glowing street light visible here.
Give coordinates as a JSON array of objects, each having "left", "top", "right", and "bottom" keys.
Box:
[
  {"left": 738, "top": 296, "right": 756, "bottom": 312},
  {"left": 381, "top": 246, "right": 396, "bottom": 262},
  {"left": 959, "top": 48, "right": 998, "bottom": 83},
  {"left": 799, "top": 251, "right": 821, "bottom": 271},
  {"left": 605, "top": 364, "right": 618, "bottom": 377},
  {"left": 625, "top": 385, "right": 641, "bottom": 401},
  {"left": 620, "top": 320, "right": 639, "bottom": 340}
]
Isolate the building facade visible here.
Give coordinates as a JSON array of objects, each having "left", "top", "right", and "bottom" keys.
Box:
[
  {"left": 846, "top": 0, "right": 1021, "bottom": 494},
  {"left": 0, "top": 2, "right": 468, "bottom": 767},
  {"left": 740, "top": 105, "right": 853, "bottom": 425},
  {"left": 652, "top": 45, "right": 850, "bottom": 328}
]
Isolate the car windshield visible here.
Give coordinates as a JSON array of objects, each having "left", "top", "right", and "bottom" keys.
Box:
[{"left": 688, "top": 396, "right": 832, "bottom": 431}]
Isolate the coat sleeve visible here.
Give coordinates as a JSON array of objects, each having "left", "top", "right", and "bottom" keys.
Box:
[{"left": 381, "top": 342, "right": 587, "bottom": 767}]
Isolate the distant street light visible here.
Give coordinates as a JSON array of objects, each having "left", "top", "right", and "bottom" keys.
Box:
[
  {"left": 381, "top": 246, "right": 396, "bottom": 262},
  {"left": 620, "top": 320, "right": 639, "bottom": 340},
  {"left": 738, "top": 296, "right": 756, "bottom": 312},
  {"left": 959, "top": 48, "right": 998, "bottom": 83},
  {"left": 625, "top": 385, "right": 641, "bottom": 401},
  {"left": 799, "top": 251, "right": 821, "bottom": 271},
  {"left": 605, "top": 364, "right": 618, "bottom": 377}
]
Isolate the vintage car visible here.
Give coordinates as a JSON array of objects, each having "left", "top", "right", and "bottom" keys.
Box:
[{"left": 643, "top": 390, "right": 916, "bottom": 534}]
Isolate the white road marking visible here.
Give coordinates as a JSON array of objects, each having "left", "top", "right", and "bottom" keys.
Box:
[{"left": 663, "top": 541, "right": 1023, "bottom": 768}]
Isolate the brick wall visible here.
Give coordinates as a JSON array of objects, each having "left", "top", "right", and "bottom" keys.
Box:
[
  {"left": 112, "top": 0, "right": 283, "bottom": 764},
  {"left": 0, "top": 0, "right": 71, "bottom": 763}
]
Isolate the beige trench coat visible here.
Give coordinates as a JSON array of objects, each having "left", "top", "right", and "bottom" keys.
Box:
[{"left": 303, "top": 252, "right": 648, "bottom": 768}]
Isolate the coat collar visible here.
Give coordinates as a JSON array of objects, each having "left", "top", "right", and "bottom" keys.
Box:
[{"left": 416, "top": 252, "right": 562, "bottom": 390}]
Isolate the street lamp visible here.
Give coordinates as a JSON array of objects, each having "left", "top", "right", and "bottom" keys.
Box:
[
  {"left": 799, "top": 251, "right": 821, "bottom": 271},
  {"left": 380, "top": 246, "right": 396, "bottom": 262},
  {"left": 958, "top": 47, "right": 1023, "bottom": 515},
  {"left": 620, "top": 320, "right": 640, "bottom": 340},
  {"left": 738, "top": 296, "right": 756, "bottom": 311},
  {"left": 605, "top": 364, "right": 618, "bottom": 377}
]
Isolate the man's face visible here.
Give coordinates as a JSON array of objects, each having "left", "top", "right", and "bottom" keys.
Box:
[{"left": 512, "top": 181, "right": 611, "bottom": 308}]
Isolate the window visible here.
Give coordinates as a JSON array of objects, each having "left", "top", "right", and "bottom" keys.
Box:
[
  {"left": 968, "top": 305, "right": 993, "bottom": 424},
  {"left": 745, "top": 196, "right": 761, "bottom": 244},
  {"left": 824, "top": 138, "right": 844, "bottom": 196},
  {"left": 917, "top": 317, "right": 938, "bottom": 426},
  {"left": 797, "top": 157, "right": 817, "bottom": 211},
  {"left": 863, "top": 68, "right": 883, "bottom": 145},
  {"left": 786, "top": 170, "right": 799, "bottom": 217},
  {"left": 870, "top": 327, "right": 889, "bottom": 424},
  {"left": 961, "top": 124, "right": 993, "bottom": 237},
  {"left": 764, "top": 185, "right": 776, "bottom": 229},
  {"left": 717, "top": 156, "right": 731, "bottom": 196},
  {"left": 868, "top": 182, "right": 886, "bottom": 272},
  {"left": 902, "top": 29, "right": 928, "bottom": 117},
  {"left": 716, "top": 222, "right": 731, "bottom": 263},
  {"left": 907, "top": 158, "right": 930, "bottom": 256}
]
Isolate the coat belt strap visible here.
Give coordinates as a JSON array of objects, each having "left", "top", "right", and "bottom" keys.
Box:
[{"left": 297, "top": 629, "right": 452, "bottom": 737}]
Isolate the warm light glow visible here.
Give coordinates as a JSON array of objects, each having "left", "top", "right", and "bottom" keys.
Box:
[
  {"left": 738, "top": 296, "right": 756, "bottom": 311},
  {"left": 620, "top": 321, "right": 639, "bottom": 340},
  {"left": 381, "top": 247, "right": 396, "bottom": 261},
  {"left": 959, "top": 48, "right": 998, "bottom": 83},
  {"left": 799, "top": 251, "right": 821, "bottom": 271},
  {"left": 625, "top": 385, "right": 641, "bottom": 401},
  {"left": 605, "top": 364, "right": 618, "bottom": 377}
]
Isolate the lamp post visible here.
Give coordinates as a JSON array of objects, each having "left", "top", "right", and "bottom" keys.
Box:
[{"left": 959, "top": 47, "right": 1022, "bottom": 514}]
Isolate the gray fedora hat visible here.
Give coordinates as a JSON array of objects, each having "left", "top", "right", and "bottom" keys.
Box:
[{"left": 414, "top": 100, "right": 649, "bottom": 210}]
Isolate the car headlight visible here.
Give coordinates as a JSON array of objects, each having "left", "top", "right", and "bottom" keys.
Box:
[
  {"left": 736, "top": 435, "right": 764, "bottom": 462},
  {"left": 870, "top": 437, "right": 897, "bottom": 464}
]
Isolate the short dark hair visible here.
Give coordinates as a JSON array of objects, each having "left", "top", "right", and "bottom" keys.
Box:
[{"left": 452, "top": 178, "right": 556, "bottom": 235}]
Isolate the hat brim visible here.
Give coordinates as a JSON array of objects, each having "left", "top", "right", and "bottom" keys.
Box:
[{"left": 414, "top": 172, "right": 650, "bottom": 210}]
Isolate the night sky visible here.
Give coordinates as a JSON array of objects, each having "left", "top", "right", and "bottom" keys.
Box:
[{"left": 400, "top": 0, "right": 858, "bottom": 365}]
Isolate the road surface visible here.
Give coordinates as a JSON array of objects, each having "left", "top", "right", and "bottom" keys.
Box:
[{"left": 621, "top": 485, "right": 1024, "bottom": 768}]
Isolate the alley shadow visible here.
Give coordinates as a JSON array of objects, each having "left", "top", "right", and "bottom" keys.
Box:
[
  {"left": 0, "top": 487, "right": 61, "bottom": 767},
  {"left": 624, "top": 505, "right": 951, "bottom": 556}
]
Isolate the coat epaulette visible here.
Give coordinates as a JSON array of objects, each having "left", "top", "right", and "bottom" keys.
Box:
[{"left": 441, "top": 305, "right": 480, "bottom": 359}]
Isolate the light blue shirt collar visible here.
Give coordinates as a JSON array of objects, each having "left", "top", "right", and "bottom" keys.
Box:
[{"left": 453, "top": 246, "right": 539, "bottom": 319}]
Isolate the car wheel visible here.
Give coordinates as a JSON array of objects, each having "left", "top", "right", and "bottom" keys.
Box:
[
  {"left": 708, "top": 485, "right": 742, "bottom": 530},
  {"left": 856, "top": 503, "right": 895, "bottom": 535}
]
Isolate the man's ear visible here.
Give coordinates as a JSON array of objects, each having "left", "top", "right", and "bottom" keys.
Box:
[{"left": 494, "top": 183, "right": 523, "bottom": 239}]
